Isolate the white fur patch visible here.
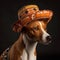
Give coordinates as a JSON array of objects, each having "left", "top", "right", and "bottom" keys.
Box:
[
  {"left": 22, "top": 34, "right": 37, "bottom": 60},
  {"left": 20, "top": 49, "right": 27, "bottom": 60},
  {"left": 39, "top": 22, "right": 50, "bottom": 42}
]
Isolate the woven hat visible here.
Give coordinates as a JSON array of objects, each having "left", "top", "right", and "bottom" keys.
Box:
[{"left": 13, "top": 5, "right": 53, "bottom": 32}]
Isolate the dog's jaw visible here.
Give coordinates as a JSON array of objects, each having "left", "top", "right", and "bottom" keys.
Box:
[{"left": 22, "top": 34, "right": 37, "bottom": 60}]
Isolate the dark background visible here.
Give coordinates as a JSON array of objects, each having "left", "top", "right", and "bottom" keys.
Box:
[{"left": 0, "top": 0, "right": 60, "bottom": 60}]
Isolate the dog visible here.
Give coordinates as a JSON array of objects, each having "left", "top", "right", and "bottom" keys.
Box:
[{"left": 0, "top": 5, "right": 53, "bottom": 60}]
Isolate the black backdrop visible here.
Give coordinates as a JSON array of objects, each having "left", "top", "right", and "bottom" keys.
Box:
[{"left": 0, "top": 0, "right": 60, "bottom": 60}]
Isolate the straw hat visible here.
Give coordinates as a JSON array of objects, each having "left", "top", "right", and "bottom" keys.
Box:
[{"left": 13, "top": 5, "right": 53, "bottom": 32}]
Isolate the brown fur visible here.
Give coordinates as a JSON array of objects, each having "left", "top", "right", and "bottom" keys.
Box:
[
  {"left": 8, "top": 34, "right": 25, "bottom": 60},
  {"left": 0, "top": 5, "right": 53, "bottom": 60},
  {"left": 0, "top": 34, "right": 25, "bottom": 60}
]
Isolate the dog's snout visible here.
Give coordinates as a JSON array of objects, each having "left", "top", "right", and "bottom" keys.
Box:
[{"left": 46, "top": 36, "right": 52, "bottom": 42}]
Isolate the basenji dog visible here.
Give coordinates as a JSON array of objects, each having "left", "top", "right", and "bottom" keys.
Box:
[{"left": 0, "top": 5, "right": 53, "bottom": 60}]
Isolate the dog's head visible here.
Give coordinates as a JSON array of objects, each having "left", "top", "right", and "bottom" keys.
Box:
[{"left": 13, "top": 5, "right": 53, "bottom": 45}]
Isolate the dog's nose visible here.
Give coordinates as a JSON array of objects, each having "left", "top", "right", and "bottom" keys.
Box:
[{"left": 46, "top": 36, "right": 52, "bottom": 42}]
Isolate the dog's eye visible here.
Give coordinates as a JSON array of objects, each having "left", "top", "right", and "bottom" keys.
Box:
[{"left": 33, "top": 27, "right": 39, "bottom": 30}]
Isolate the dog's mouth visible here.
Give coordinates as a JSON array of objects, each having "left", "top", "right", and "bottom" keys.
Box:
[
  {"left": 39, "top": 35, "right": 52, "bottom": 45},
  {"left": 39, "top": 40, "right": 52, "bottom": 45},
  {"left": 28, "top": 39, "right": 52, "bottom": 45}
]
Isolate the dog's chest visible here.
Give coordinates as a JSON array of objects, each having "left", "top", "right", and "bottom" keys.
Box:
[
  {"left": 18, "top": 34, "right": 37, "bottom": 60},
  {"left": 20, "top": 49, "right": 36, "bottom": 60}
]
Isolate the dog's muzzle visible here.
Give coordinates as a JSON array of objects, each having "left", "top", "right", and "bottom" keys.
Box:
[{"left": 41, "top": 33, "right": 52, "bottom": 45}]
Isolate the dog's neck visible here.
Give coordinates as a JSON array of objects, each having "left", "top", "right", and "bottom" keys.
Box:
[
  {"left": 8, "top": 33, "right": 37, "bottom": 60},
  {"left": 22, "top": 33, "right": 38, "bottom": 60}
]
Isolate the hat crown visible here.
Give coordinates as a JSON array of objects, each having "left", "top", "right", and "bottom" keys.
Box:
[{"left": 18, "top": 5, "right": 39, "bottom": 20}]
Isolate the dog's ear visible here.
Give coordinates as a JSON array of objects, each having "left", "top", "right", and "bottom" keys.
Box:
[
  {"left": 36, "top": 10, "right": 53, "bottom": 24},
  {"left": 12, "top": 20, "right": 22, "bottom": 32}
]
